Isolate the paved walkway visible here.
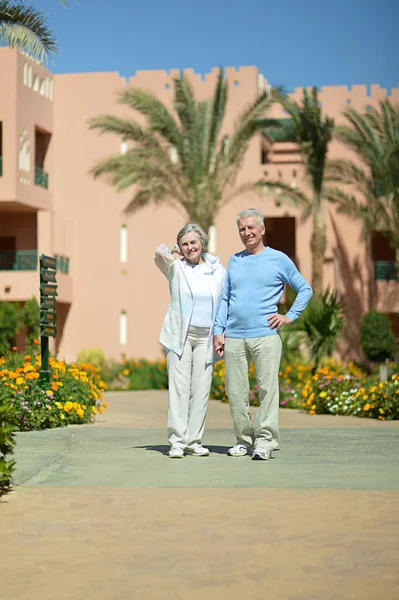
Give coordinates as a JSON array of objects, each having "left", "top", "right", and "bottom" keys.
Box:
[{"left": 2, "top": 391, "right": 399, "bottom": 599}]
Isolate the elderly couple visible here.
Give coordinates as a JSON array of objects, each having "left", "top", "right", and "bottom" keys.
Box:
[{"left": 155, "top": 208, "right": 312, "bottom": 460}]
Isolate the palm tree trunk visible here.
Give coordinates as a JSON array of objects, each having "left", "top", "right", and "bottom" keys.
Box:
[{"left": 310, "top": 194, "right": 327, "bottom": 296}]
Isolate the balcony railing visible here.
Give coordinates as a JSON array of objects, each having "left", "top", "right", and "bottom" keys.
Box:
[
  {"left": 35, "top": 166, "right": 49, "bottom": 189},
  {"left": 375, "top": 261, "right": 398, "bottom": 281},
  {"left": 0, "top": 250, "right": 38, "bottom": 271},
  {"left": 55, "top": 254, "right": 70, "bottom": 275},
  {"left": 0, "top": 251, "right": 70, "bottom": 274}
]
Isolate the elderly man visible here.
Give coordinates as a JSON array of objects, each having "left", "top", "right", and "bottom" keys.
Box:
[{"left": 214, "top": 208, "right": 312, "bottom": 460}]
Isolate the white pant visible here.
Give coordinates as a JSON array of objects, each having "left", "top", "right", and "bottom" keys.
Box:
[
  {"left": 166, "top": 326, "right": 213, "bottom": 449},
  {"left": 224, "top": 334, "right": 282, "bottom": 451}
]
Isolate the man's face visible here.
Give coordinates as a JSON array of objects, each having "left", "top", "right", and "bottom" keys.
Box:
[{"left": 237, "top": 216, "right": 265, "bottom": 252}]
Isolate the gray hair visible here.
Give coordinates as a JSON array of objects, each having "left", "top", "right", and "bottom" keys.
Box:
[
  {"left": 236, "top": 208, "right": 264, "bottom": 227},
  {"left": 177, "top": 223, "right": 209, "bottom": 251}
]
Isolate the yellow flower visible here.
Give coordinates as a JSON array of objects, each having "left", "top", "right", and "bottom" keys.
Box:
[
  {"left": 363, "top": 403, "right": 371, "bottom": 411},
  {"left": 379, "top": 408, "right": 385, "bottom": 414},
  {"left": 123, "top": 369, "right": 129, "bottom": 376},
  {"left": 362, "top": 394, "right": 368, "bottom": 400},
  {"left": 103, "top": 402, "right": 108, "bottom": 409},
  {"left": 98, "top": 406, "right": 104, "bottom": 415},
  {"left": 311, "top": 404, "right": 316, "bottom": 410},
  {"left": 309, "top": 410, "right": 316, "bottom": 415},
  {"left": 370, "top": 386, "right": 377, "bottom": 393},
  {"left": 319, "top": 391, "right": 327, "bottom": 398},
  {"left": 56, "top": 381, "right": 63, "bottom": 387},
  {"left": 16, "top": 377, "right": 24, "bottom": 385},
  {"left": 77, "top": 408, "right": 84, "bottom": 417},
  {"left": 60, "top": 414, "right": 65, "bottom": 420},
  {"left": 64, "top": 401, "right": 73, "bottom": 413},
  {"left": 91, "top": 406, "right": 97, "bottom": 414}
]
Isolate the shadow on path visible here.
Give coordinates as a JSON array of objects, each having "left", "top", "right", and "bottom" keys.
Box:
[{"left": 134, "top": 444, "right": 231, "bottom": 456}]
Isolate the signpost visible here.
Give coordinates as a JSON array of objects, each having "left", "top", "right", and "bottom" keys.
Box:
[{"left": 39, "top": 255, "right": 58, "bottom": 383}]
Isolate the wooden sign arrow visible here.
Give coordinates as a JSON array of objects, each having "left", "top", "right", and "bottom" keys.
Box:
[
  {"left": 40, "top": 310, "right": 57, "bottom": 325},
  {"left": 40, "top": 297, "right": 57, "bottom": 310},
  {"left": 40, "top": 254, "right": 57, "bottom": 270},
  {"left": 40, "top": 283, "right": 58, "bottom": 296},
  {"left": 40, "top": 325, "right": 57, "bottom": 338},
  {"left": 40, "top": 269, "right": 57, "bottom": 283}
]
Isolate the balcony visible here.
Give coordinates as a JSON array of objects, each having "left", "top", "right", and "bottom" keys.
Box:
[
  {"left": 0, "top": 250, "right": 37, "bottom": 271},
  {"left": 35, "top": 166, "right": 49, "bottom": 189},
  {"left": 375, "top": 261, "right": 398, "bottom": 281},
  {"left": 0, "top": 250, "right": 69, "bottom": 274}
]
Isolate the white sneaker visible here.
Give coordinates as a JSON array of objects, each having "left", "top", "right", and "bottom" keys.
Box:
[
  {"left": 252, "top": 448, "right": 271, "bottom": 461},
  {"left": 168, "top": 447, "right": 184, "bottom": 459},
  {"left": 227, "top": 444, "right": 249, "bottom": 457},
  {"left": 186, "top": 445, "right": 210, "bottom": 457}
]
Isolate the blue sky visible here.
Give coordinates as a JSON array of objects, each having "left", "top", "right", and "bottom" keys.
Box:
[{"left": 35, "top": 0, "right": 399, "bottom": 91}]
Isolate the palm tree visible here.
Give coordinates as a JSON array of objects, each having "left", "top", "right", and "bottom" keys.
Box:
[
  {"left": 262, "top": 87, "right": 335, "bottom": 295},
  {"left": 326, "top": 99, "right": 399, "bottom": 264},
  {"left": 89, "top": 69, "right": 275, "bottom": 232},
  {"left": 0, "top": 0, "right": 59, "bottom": 63}
]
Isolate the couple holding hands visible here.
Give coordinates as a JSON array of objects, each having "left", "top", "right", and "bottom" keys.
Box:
[{"left": 154, "top": 208, "right": 312, "bottom": 460}]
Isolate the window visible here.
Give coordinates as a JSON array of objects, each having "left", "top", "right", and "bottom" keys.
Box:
[
  {"left": 120, "top": 311, "right": 127, "bottom": 345},
  {"left": 208, "top": 225, "right": 216, "bottom": 254},
  {"left": 120, "top": 139, "right": 128, "bottom": 155},
  {"left": 263, "top": 217, "right": 296, "bottom": 261},
  {"left": 372, "top": 231, "right": 398, "bottom": 281},
  {"left": 27, "top": 66, "right": 33, "bottom": 88},
  {"left": 120, "top": 225, "right": 128, "bottom": 263}
]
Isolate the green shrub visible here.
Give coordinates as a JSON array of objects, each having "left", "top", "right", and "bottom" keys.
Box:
[
  {"left": 0, "top": 302, "right": 21, "bottom": 357},
  {"left": 76, "top": 348, "right": 106, "bottom": 371},
  {"left": 295, "top": 289, "right": 344, "bottom": 371},
  {"left": 107, "top": 358, "right": 168, "bottom": 391},
  {"left": 21, "top": 297, "right": 40, "bottom": 347},
  {"left": 0, "top": 389, "right": 16, "bottom": 495},
  {"left": 360, "top": 311, "right": 396, "bottom": 364}
]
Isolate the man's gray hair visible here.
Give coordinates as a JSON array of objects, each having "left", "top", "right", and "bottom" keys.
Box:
[
  {"left": 177, "top": 223, "right": 209, "bottom": 251},
  {"left": 236, "top": 208, "right": 264, "bottom": 227}
]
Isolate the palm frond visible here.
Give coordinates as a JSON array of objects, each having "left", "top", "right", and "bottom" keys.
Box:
[{"left": 0, "top": 0, "right": 57, "bottom": 62}]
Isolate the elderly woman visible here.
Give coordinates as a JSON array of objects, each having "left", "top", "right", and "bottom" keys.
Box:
[{"left": 154, "top": 223, "right": 225, "bottom": 458}]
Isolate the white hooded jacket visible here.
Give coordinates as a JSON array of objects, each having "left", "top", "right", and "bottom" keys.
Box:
[{"left": 154, "top": 244, "right": 226, "bottom": 364}]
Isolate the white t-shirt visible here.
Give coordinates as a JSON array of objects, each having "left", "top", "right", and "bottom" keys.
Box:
[{"left": 185, "top": 262, "right": 213, "bottom": 328}]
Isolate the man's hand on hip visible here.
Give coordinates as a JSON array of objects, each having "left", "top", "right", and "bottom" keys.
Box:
[
  {"left": 267, "top": 314, "right": 291, "bottom": 331},
  {"left": 214, "top": 334, "right": 225, "bottom": 357}
]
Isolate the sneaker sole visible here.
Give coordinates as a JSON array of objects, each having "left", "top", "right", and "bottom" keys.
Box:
[
  {"left": 186, "top": 451, "right": 210, "bottom": 457},
  {"left": 252, "top": 454, "right": 270, "bottom": 461},
  {"left": 227, "top": 451, "right": 248, "bottom": 457},
  {"left": 168, "top": 454, "right": 184, "bottom": 459}
]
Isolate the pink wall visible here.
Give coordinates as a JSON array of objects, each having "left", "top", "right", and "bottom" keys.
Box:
[{"left": 1, "top": 49, "right": 398, "bottom": 361}]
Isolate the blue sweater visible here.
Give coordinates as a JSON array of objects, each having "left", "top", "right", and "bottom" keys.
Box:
[{"left": 214, "top": 247, "right": 312, "bottom": 338}]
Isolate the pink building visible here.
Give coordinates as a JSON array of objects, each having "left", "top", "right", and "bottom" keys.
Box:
[{"left": 0, "top": 48, "right": 398, "bottom": 361}]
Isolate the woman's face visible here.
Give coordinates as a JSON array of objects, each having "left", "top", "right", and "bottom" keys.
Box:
[{"left": 178, "top": 232, "right": 203, "bottom": 264}]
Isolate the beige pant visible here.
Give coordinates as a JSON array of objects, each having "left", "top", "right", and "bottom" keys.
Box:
[
  {"left": 166, "top": 326, "right": 213, "bottom": 449},
  {"left": 224, "top": 334, "right": 282, "bottom": 451}
]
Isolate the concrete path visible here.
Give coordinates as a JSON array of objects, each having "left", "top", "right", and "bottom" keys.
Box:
[{"left": 2, "top": 391, "right": 399, "bottom": 600}]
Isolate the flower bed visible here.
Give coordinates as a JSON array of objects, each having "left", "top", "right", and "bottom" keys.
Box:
[
  {"left": 0, "top": 349, "right": 108, "bottom": 432},
  {"left": 211, "top": 359, "right": 399, "bottom": 420},
  {"left": 105, "top": 358, "right": 168, "bottom": 391},
  {"left": 104, "top": 354, "right": 399, "bottom": 421}
]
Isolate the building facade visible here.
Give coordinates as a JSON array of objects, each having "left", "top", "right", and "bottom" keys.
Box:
[{"left": 0, "top": 48, "right": 398, "bottom": 361}]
